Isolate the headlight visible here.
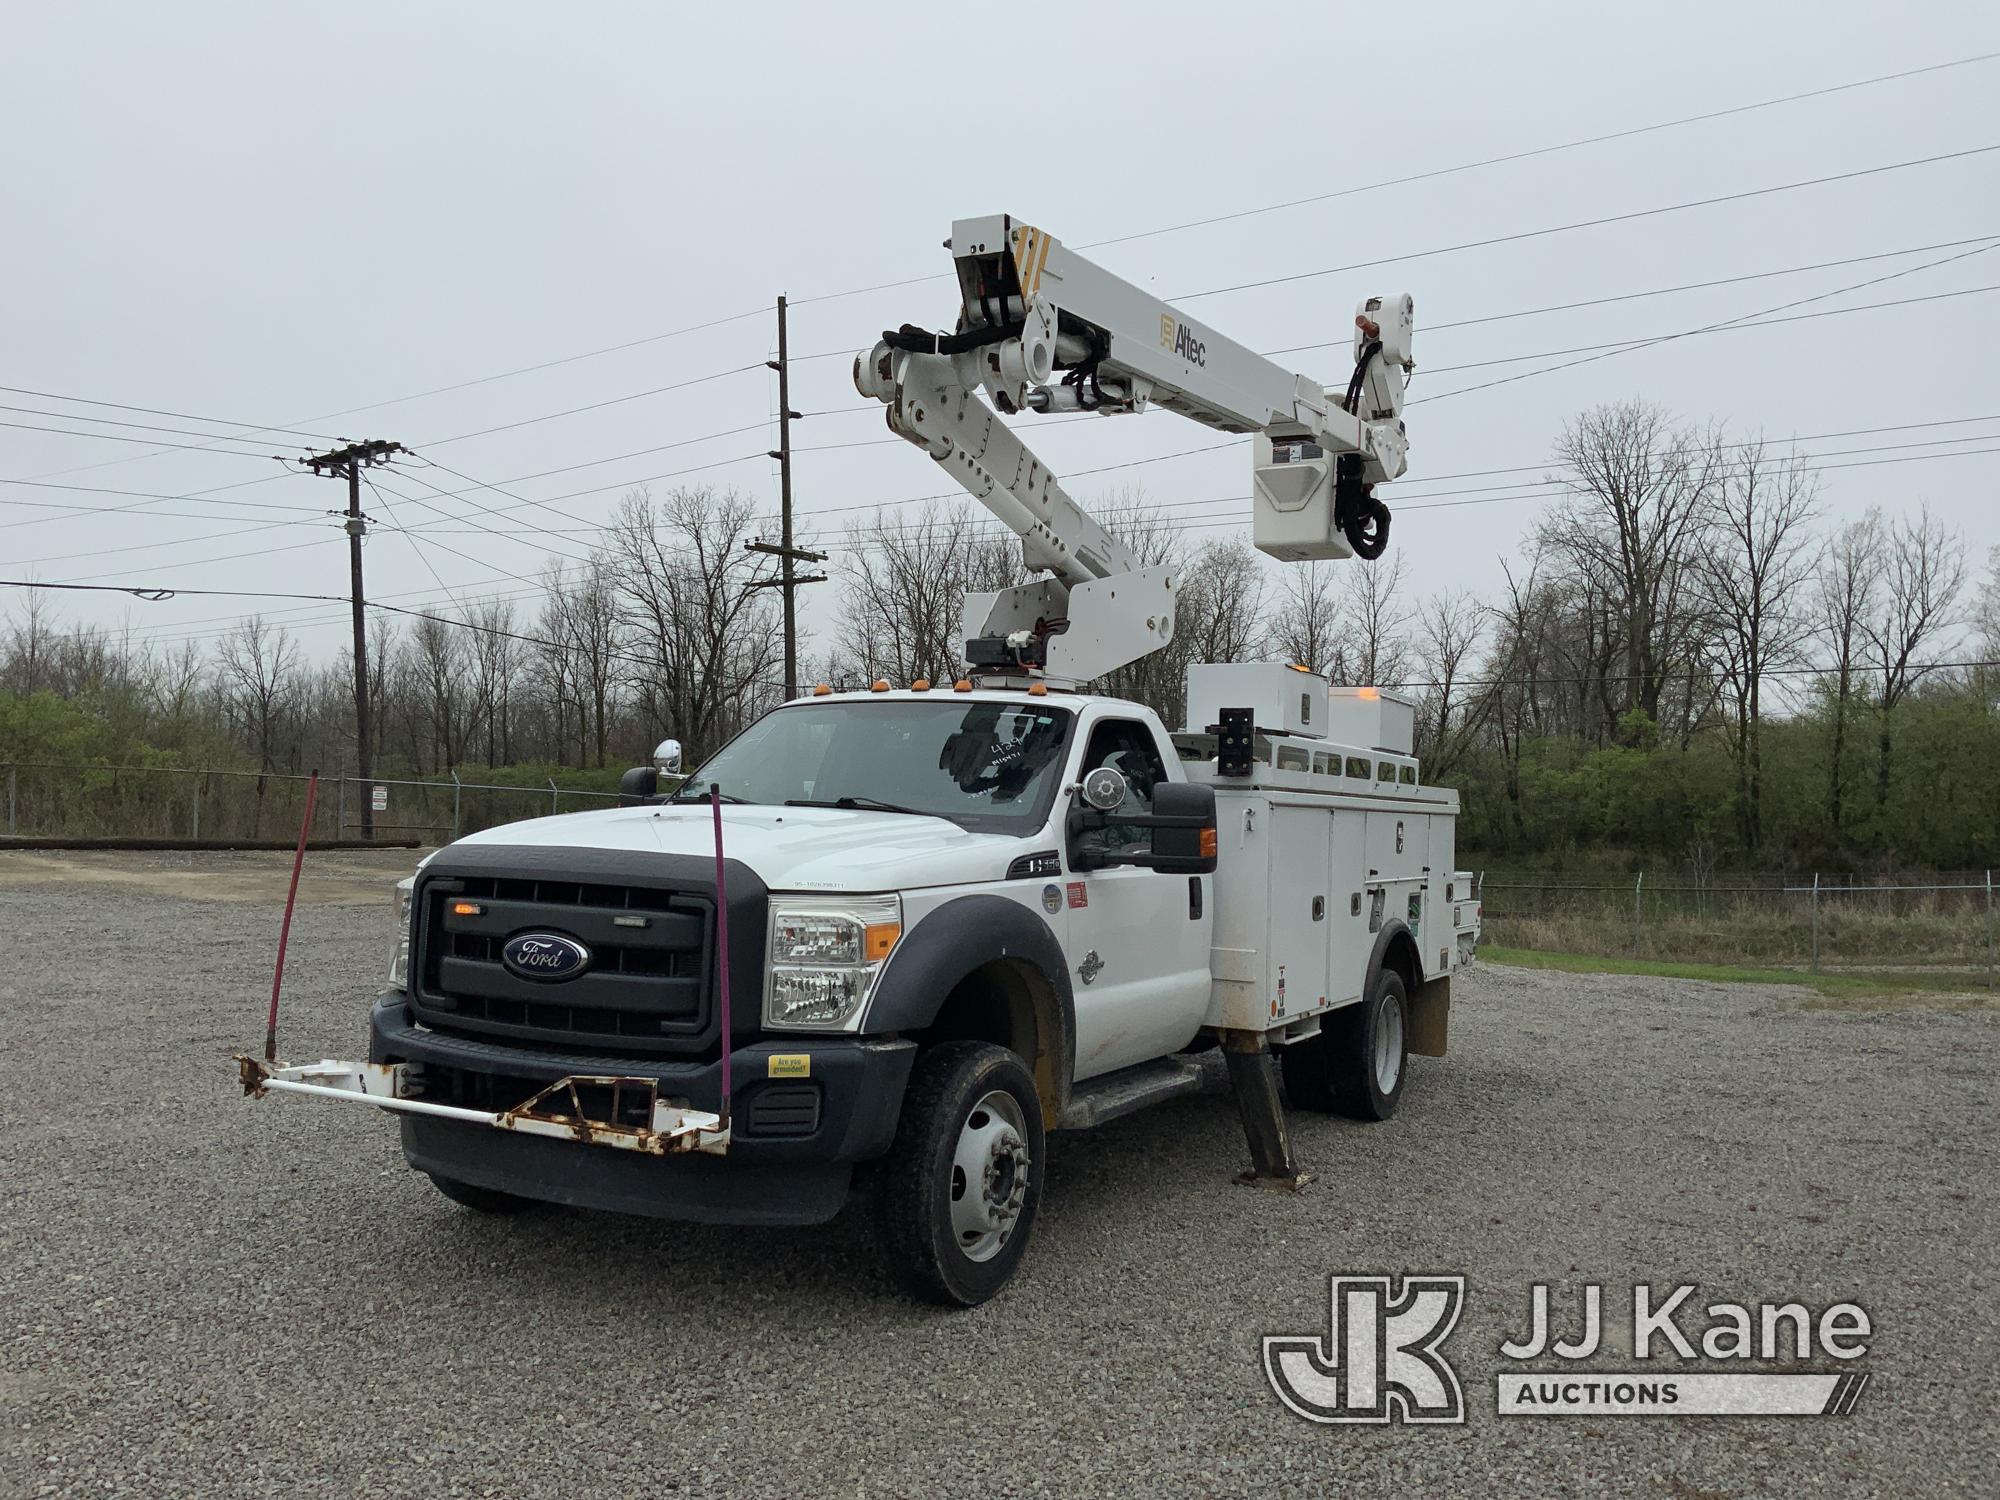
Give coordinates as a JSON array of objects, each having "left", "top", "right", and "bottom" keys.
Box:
[
  {"left": 765, "top": 894, "right": 901, "bottom": 1031},
  {"left": 388, "top": 876, "right": 415, "bottom": 990}
]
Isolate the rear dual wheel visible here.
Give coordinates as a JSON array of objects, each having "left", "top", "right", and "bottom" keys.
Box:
[{"left": 1280, "top": 969, "right": 1409, "bottom": 1121}]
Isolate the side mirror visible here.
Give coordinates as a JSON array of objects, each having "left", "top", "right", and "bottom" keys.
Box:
[
  {"left": 1067, "top": 779, "right": 1219, "bottom": 875},
  {"left": 1081, "top": 766, "right": 1128, "bottom": 812},
  {"left": 653, "top": 738, "right": 683, "bottom": 775},
  {"left": 619, "top": 766, "right": 659, "bottom": 806},
  {"left": 1138, "top": 781, "right": 1219, "bottom": 874}
]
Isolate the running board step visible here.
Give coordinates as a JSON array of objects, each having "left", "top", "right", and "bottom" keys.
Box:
[{"left": 1055, "top": 1056, "right": 1206, "bottom": 1130}]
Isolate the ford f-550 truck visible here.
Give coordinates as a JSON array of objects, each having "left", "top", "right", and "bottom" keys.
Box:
[{"left": 238, "top": 217, "right": 1479, "bottom": 1304}]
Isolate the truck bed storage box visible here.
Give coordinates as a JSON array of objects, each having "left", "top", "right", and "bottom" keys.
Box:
[
  {"left": 1324, "top": 688, "right": 1415, "bottom": 754},
  {"left": 1186, "top": 662, "right": 1329, "bottom": 738}
]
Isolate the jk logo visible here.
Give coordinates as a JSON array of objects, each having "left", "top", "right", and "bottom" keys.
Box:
[{"left": 1264, "top": 1276, "right": 1466, "bottom": 1424}]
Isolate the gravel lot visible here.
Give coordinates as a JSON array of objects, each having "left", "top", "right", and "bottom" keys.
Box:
[{"left": 3, "top": 850, "right": 1995, "bottom": 1498}]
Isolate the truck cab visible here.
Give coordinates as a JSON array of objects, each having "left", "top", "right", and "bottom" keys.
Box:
[{"left": 366, "top": 685, "right": 1218, "bottom": 1303}]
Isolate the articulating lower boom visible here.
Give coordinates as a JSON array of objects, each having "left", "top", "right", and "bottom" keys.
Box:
[{"left": 854, "top": 214, "right": 1415, "bottom": 685}]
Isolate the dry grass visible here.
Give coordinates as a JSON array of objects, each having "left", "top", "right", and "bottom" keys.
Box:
[{"left": 1486, "top": 901, "right": 1993, "bottom": 970}]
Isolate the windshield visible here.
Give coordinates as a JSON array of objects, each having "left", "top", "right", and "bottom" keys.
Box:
[{"left": 676, "top": 700, "right": 1074, "bottom": 833}]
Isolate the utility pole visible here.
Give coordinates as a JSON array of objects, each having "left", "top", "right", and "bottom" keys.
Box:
[
  {"left": 747, "top": 295, "right": 826, "bottom": 697},
  {"left": 302, "top": 439, "right": 404, "bottom": 839}
]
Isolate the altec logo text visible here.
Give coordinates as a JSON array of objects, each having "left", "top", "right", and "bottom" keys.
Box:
[
  {"left": 1264, "top": 1278, "right": 1874, "bottom": 1424},
  {"left": 1159, "top": 315, "right": 1207, "bottom": 367}
]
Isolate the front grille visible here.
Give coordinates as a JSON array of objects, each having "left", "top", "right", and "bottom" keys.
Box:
[{"left": 411, "top": 871, "right": 715, "bottom": 1054}]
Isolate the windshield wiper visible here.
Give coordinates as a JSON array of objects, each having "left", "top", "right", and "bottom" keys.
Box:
[
  {"left": 671, "top": 789, "right": 750, "bottom": 804},
  {"left": 784, "top": 796, "right": 936, "bottom": 818}
]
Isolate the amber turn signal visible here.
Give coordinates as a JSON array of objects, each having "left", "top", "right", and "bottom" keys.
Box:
[{"left": 863, "top": 922, "right": 901, "bottom": 962}]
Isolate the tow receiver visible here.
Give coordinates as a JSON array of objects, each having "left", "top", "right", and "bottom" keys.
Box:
[{"left": 235, "top": 1056, "right": 731, "bottom": 1156}]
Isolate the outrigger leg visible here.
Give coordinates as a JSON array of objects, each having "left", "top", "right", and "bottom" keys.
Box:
[{"left": 1220, "top": 1030, "right": 1312, "bottom": 1191}]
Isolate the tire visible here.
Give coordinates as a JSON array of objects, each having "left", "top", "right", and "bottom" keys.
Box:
[
  {"left": 1331, "top": 969, "right": 1410, "bottom": 1121},
  {"left": 875, "top": 1041, "right": 1045, "bottom": 1307},
  {"left": 427, "top": 1173, "right": 539, "bottom": 1214},
  {"left": 1279, "top": 1026, "right": 1345, "bottom": 1113}
]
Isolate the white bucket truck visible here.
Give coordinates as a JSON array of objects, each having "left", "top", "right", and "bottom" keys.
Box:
[{"left": 240, "top": 218, "right": 1478, "bottom": 1305}]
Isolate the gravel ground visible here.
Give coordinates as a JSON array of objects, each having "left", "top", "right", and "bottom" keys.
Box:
[{"left": 3, "top": 851, "right": 1995, "bottom": 1498}]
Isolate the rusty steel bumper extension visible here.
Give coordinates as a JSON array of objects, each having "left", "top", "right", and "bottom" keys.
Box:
[{"left": 235, "top": 1055, "right": 732, "bottom": 1156}]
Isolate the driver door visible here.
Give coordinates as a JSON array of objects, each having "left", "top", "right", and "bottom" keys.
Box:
[{"left": 1063, "top": 716, "right": 1212, "bottom": 1079}]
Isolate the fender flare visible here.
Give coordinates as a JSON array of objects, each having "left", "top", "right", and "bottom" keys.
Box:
[
  {"left": 1367, "top": 916, "right": 1450, "bottom": 1057},
  {"left": 863, "top": 893, "right": 1076, "bottom": 1117},
  {"left": 1366, "top": 917, "right": 1424, "bottom": 999}
]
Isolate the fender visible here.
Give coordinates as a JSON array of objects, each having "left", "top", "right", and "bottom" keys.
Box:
[
  {"left": 863, "top": 893, "right": 1076, "bottom": 1117},
  {"left": 1365, "top": 916, "right": 1423, "bottom": 998},
  {"left": 1366, "top": 916, "right": 1449, "bottom": 1058}
]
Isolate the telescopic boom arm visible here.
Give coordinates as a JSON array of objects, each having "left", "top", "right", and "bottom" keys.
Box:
[{"left": 854, "top": 214, "right": 1414, "bottom": 684}]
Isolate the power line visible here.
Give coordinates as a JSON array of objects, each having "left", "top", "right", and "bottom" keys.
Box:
[
  {"left": 418, "top": 362, "right": 766, "bottom": 447},
  {"left": 0, "top": 386, "right": 349, "bottom": 444},
  {"left": 1259, "top": 233, "right": 2000, "bottom": 353},
  {"left": 366, "top": 473, "right": 596, "bottom": 576},
  {"left": 1170, "top": 144, "right": 2000, "bottom": 302},
  {"left": 387, "top": 450, "right": 769, "bottom": 535},
  {"left": 0, "top": 416, "right": 296, "bottom": 459},
  {"left": 46, "top": 535, "right": 337, "bottom": 586},
  {"left": 1079, "top": 52, "right": 2000, "bottom": 252},
  {"left": 1414, "top": 240, "right": 2000, "bottom": 405},
  {"left": 362, "top": 476, "right": 466, "bottom": 610},
  {"left": 7, "top": 514, "right": 324, "bottom": 571},
  {"left": 0, "top": 401, "right": 340, "bottom": 450},
  {"left": 1418, "top": 282, "right": 2000, "bottom": 378}
]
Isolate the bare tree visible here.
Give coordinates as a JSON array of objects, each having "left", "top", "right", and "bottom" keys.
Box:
[
  {"left": 411, "top": 611, "right": 480, "bottom": 771},
  {"left": 837, "top": 502, "right": 1027, "bottom": 689},
  {"left": 1177, "top": 537, "right": 1266, "bottom": 667},
  {"left": 467, "top": 599, "right": 519, "bottom": 765},
  {"left": 1536, "top": 400, "right": 1723, "bottom": 740},
  {"left": 1864, "top": 502, "right": 1965, "bottom": 814},
  {"left": 1265, "top": 560, "right": 1345, "bottom": 678},
  {"left": 215, "top": 618, "right": 299, "bottom": 835},
  {"left": 1697, "top": 440, "right": 1820, "bottom": 851},
  {"left": 1975, "top": 545, "right": 2000, "bottom": 706},
  {"left": 1341, "top": 552, "right": 1410, "bottom": 688},
  {"left": 545, "top": 555, "right": 622, "bottom": 769},
  {"left": 1410, "top": 589, "right": 1488, "bottom": 780},
  {"left": 1, "top": 586, "right": 53, "bottom": 696},
  {"left": 609, "top": 486, "right": 781, "bottom": 758},
  {"left": 1813, "top": 513, "right": 1881, "bottom": 842}
]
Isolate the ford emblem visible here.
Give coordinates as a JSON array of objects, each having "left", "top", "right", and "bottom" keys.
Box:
[{"left": 501, "top": 932, "right": 591, "bottom": 982}]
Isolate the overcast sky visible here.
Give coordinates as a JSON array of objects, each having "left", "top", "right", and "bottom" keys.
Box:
[{"left": 4, "top": 1, "right": 1996, "bottom": 676}]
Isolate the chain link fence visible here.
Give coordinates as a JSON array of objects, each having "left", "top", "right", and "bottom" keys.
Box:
[
  {"left": 1477, "top": 868, "right": 1998, "bottom": 979},
  {"left": 1, "top": 762, "right": 623, "bottom": 846}
]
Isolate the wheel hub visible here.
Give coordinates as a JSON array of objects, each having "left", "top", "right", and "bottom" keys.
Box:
[{"left": 948, "top": 1089, "right": 1031, "bottom": 1263}]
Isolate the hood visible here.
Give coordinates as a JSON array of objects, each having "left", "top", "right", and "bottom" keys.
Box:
[{"left": 451, "top": 802, "right": 1024, "bottom": 892}]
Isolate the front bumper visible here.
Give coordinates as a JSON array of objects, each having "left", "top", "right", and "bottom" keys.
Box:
[{"left": 239, "top": 998, "right": 917, "bottom": 1226}]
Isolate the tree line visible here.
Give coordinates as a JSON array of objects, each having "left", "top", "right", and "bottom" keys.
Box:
[{"left": 6, "top": 400, "right": 1997, "bottom": 868}]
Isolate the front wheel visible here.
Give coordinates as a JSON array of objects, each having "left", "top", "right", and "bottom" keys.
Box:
[{"left": 876, "top": 1041, "right": 1045, "bottom": 1307}]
